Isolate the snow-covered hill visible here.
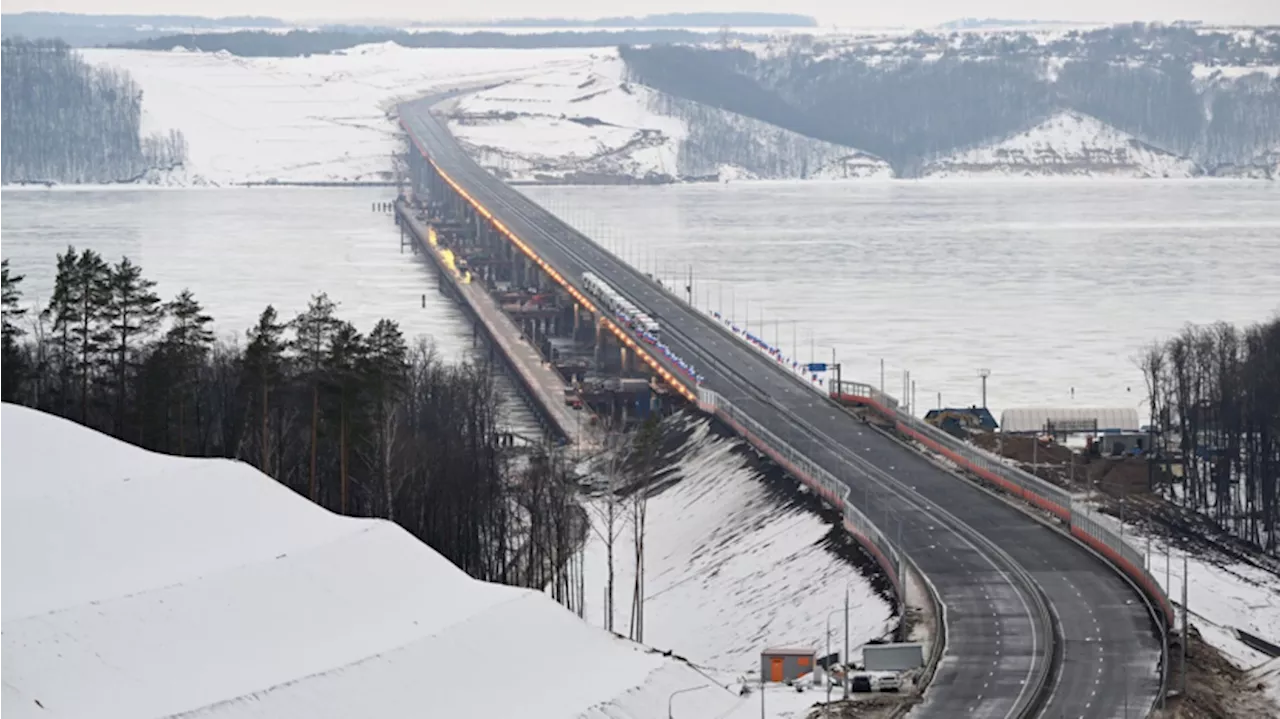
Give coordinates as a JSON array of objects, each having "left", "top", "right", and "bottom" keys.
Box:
[
  {"left": 922, "top": 111, "right": 1202, "bottom": 178},
  {"left": 445, "top": 53, "right": 891, "bottom": 183},
  {"left": 79, "top": 44, "right": 598, "bottom": 186},
  {"left": 0, "top": 404, "right": 745, "bottom": 719},
  {"left": 580, "top": 418, "right": 895, "bottom": 674}
]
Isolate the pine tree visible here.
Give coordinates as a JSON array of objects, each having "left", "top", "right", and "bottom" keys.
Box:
[
  {"left": 362, "top": 319, "right": 409, "bottom": 520},
  {"left": 71, "top": 249, "right": 112, "bottom": 422},
  {"left": 106, "top": 257, "right": 164, "bottom": 433},
  {"left": 292, "top": 293, "right": 340, "bottom": 503},
  {"left": 2, "top": 259, "right": 29, "bottom": 400},
  {"left": 43, "top": 246, "right": 82, "bottom": 414},
  {"left": 244, "top": 306, "right": 287, "bottom": 476},
  {"left": 163, "top": 289, "right": 214, "bottom": 455},
  {"left": 327, "top": 321, "right": 367, "bottom": 514}
]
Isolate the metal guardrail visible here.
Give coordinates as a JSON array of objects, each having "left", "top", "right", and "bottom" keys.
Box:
[
  {"left": 698, "top": 387, "right": 904, "bottom": 596},
  {"left": 831, "top": 380, "right": 1176, "bottom": 630}
]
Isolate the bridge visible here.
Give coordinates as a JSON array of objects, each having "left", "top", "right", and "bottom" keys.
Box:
[{"left": 398, "top": 93, "right": 1172, "bottom": 718}]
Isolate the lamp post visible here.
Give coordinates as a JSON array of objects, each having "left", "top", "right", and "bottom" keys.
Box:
[
  {"left": 978, "top": 368, "right": 991, "bottom": 408},
  {"left": 667, "top": 685, "right": 708, "bottom": 718},
  {"left": 825, "top": 607, "right": 846, "bottom": 707}
]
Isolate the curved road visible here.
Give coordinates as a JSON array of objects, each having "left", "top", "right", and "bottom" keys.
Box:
[{"left": 401, "top": 97, "right": 1162, "bottom": 719}]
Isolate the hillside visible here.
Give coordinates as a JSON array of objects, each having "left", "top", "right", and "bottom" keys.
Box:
[
  {"left": 0, "top": 404, "right": 745, "bottom": 719},
  {"left": 922, "top": 111, "right": 1201, "bottom": 178},
  {"left": 13, "top": 26, "right": 1272, "bottom": 185},
  {"left": 445, "top": 53, "right": 891, "bottom": 183},
  {"left": 70, "top": 43, "right": 597, "bottom": 186},
  {"left": 621, "top": 24, "right": 1280, "bottom": 178}
]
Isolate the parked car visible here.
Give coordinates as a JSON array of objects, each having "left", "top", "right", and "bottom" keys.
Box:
[{"left": 874, "top": 673, "right": 902, "bottom": 692}]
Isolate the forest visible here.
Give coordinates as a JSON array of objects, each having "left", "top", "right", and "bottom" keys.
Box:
[
  {"left": 620, "top": 25, "right": 1280, "bottom": 175},
  {"left": 1138, "top": 317, "right": 1280, "bottom": 553},
  {"left": 113, "top": 28, "right": 771, "bottom": 56},
  {"left": 0, "top": 252, "right": 665, "bottom": 616},
  {"left": 1, "top": 38, "right": 187, "bottom": 184}
]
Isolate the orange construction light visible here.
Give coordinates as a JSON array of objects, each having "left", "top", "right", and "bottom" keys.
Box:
[{"left": 410, "top": 139, "right": 697, "bottom": 402}]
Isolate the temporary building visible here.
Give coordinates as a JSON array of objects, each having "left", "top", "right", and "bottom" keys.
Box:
[{"left": 999, "top": 407, "right": 1140, "bottom": 435}]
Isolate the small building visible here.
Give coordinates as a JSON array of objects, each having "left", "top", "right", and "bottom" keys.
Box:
[
  {"left": 924, "top": 406, "right": 998, "bottom": 438},
  {"left": 761, "top": 646, "right": 815, "bottom": 683},
  {"left": 1000, "top": 407, "right": 1139, "bottom": 436},
  {"left": 864, "top": 642, "right": 925, "bottom": 671},
  {"left": 1095, "top": 431, "right": 1150, "bottom": 457}
]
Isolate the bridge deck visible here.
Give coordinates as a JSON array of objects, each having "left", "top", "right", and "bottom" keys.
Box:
[
  {"left": 399, "top": 204, "right": 588, "bottom": 445},
  {"left": 399, "top": 94, "right": 1163, "bottom": 719}
]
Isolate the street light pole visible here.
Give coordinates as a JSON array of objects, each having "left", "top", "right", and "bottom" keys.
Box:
[
  {"left": 844, "top": 584, "right": 850, "bottom": 701},
  {"left": 825, "top": 608, "right": 844, "bottom": 706}
]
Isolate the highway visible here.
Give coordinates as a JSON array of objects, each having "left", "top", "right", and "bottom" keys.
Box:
[{"left": 401, "top": 97, "right": 1163, "bottom": 719}]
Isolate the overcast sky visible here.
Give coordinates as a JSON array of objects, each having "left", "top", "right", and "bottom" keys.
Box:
[{"left": 6, "top": 0, "right": 1277, "bottom": 27}]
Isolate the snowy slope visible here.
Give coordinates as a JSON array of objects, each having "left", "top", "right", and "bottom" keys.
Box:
[
  {"left": 446, "top": 51, "right": 892, "bottom": 183},
  {"left": 580, "top": 418, "right": 895, "bottom": 676},
  {"left": 0, "top": 404, "right": 745, "bottom": 719},
  {"left": 923, "top": 111, "right": 1202, "bottom": 178},
  {"left": 80, "top": 44, "right": 598, "bottom": 186},
  {"left": 1103, "top": 513, "right": 1280, "bottom": 673}
]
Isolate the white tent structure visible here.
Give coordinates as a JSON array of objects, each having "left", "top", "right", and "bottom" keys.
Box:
[{"left": 999, "top": 407, "right": 1140, "bottom": 435}]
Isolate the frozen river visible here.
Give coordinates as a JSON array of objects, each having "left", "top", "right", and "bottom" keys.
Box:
[
  {"left": 528, "top": 179, "right": 1280, "bottom": 419},
  {"left": 4, "top": 180, "right": 1278, "bottom": 423},
  {"left": 0, "top": 187, "right": 539, "bottom": 430}
]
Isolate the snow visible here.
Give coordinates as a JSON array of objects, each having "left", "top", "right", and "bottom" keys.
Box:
[
  {"left": 1192, "top": 63, "right": 1280, "bottom": 81},
  {"left": 446, "top": 53, "right": 684, "bottom": 182},
  {"left": 580, "top": 418, "right": 895, "bottom": 681},
  {"left": 1249, "top": 658, "right": 1280, "bottom": 706},
  {"left": 923, "top": 111, "right": 1201, "bottom": 178},
  {"left": 447, "top": 50, "right": 892, "bottom": 183},
  {"left": 80, "top": 44, "right": 601, "bottom": 186},
  {"left": 1118, "top": 523, "right": 1280, "bottom": 671},
  {"left": 0, "top": 403, "right": 747, "bottom": 719}
]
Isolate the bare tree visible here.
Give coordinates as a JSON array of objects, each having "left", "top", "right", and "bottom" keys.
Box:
[
  {"left": 628, "top": 417, "right": 663, "bottom": 643},
  {"left": 585, "top": 430, "right": 630, "bottom": 632}
]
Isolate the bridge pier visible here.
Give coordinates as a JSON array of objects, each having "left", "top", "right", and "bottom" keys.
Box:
[{"left": 402, "top": 128, "right": 689, "bottom": 438}]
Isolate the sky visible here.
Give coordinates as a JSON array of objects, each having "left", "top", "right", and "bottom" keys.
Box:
[{"left": 5, "top": 0, "right": 1279, "bottom": 27}]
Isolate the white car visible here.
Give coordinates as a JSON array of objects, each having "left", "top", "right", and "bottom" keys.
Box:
[{"left": 873, "top": 673, "right": 902, "bottom": 692}]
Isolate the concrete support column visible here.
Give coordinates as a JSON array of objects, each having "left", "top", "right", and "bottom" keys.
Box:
[{"left": 594, "top": 319, "right": 607, "bottom": 368}]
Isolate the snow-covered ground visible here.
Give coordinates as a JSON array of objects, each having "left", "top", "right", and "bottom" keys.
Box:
[
  {"left": 75, "top": 42, "right": 1272, "bottom": 187},
  {"left": 80, "top": 43, "right": 598, "bottom": 185},
  {"left": 922, "top": 111, "right": 1202, "bottom": 179},
  {"left": 1108, "top": 518, "right": 1280, "bottom": 672},
  {"left": 76, "top": 43, "right": 892, "bottom": 187},
  {"left": 445, "top": 52, "right": 892, "bottom": 183},
  {"left": 580, "top": 418, "right": 895, "bottom": 686},
  {"left": 0, "top": 403, "right": 750, "bottom": 719}
]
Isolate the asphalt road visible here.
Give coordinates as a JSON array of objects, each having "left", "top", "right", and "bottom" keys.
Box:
[{"left": 401, "top": 98, "right": 1163, "bottom": 719}]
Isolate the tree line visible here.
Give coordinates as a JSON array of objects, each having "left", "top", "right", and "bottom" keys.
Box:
[
  {"left": 619, "top": 25, "right": 1280, "bottom": 175},
  {"left": 1, "top": 38, "right": 187, "bottom": 184},
  {"left": 1138, "top": 317, "right": 1280, "bottom": 554},
  {"left": 111, "top": 28, "right": 772, "bottom": 57},
  {"left": 0, "top": 251, "right": 611, "bottom": 605}
]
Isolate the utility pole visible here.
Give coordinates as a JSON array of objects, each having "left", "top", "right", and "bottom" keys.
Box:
[
  {"left": 880, "top": 358, "right": 885, "bottom": 397},
  {"left": 1181, "top": 551, "right": 1189, "bottom": 696},
  {"left": 844, "top": 584, "right": 850, "bottom": 700},
  {"left": 686, "top": 265, "right": 693, "bottom": 305},
  {"left": 978, "top": 368, "right": 991, "bottom": 408}
]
